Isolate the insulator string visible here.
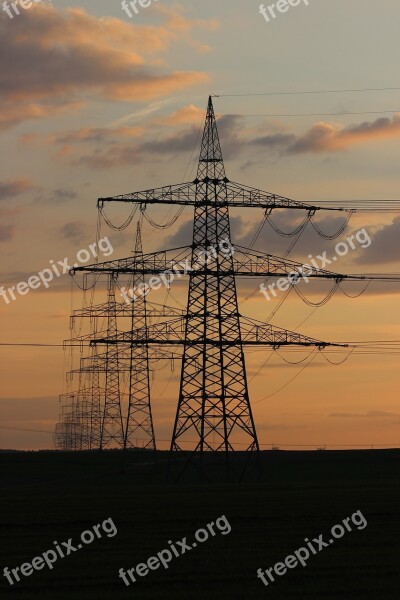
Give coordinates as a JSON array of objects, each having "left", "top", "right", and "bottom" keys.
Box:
[
  {"left": 321, "top": 348, "right": 355, "bottom": 365},
  {"left": 141, "top": 205, "right": 185, "bottom": 229},
  {"left": 309, "top": 211, "right": 354, "bottom": 240},
  {"left": 99, "top": 204, "right": 138, "bottom": 231},
  {"left": 276, "top": 349, "right": 316, "bottom": 365},
  {"left": 339, "top": 280, "right": 372, "bottom": 298},
  {"left": 293, "top": 281, "right": 339, "bottom": 307},
  {"left": 266, "top": 213, "right": 310, "bottom": 238}
]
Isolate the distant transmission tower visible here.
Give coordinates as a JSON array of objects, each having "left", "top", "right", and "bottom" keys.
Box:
[
  {"left": 63, "top": 96, "right": 390, "bottom": 477},
  {"left": 100, "top": 276, "right": 124, "bottom": 449},
  {"left": 56, "top": 223, "right": 160, "bottom": 451},
  {"left": 124, "top": 222, "right": 156, "bottom": 450}
]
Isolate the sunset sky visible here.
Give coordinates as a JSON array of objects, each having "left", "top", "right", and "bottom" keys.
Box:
[{"left": 1, "top": 0, "right": 400, "bottom": 450}]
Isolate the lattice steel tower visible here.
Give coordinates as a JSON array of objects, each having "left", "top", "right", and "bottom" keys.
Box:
[
  {"left": 70, "top": 96, "right": 383, "bottom": 475},
  {"left": 100, "top": 276, "right": 124, "bottom": 449},
  {"left": 171, "top": 97, "right": 258, "bottom": 454},
  {"left": 124, "top": 222, "right": 156, "bottom": 450}
]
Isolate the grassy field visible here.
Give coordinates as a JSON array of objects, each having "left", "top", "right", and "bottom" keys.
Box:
[{"left": 0, "top": 449, "right": 399, "bottom": 599}]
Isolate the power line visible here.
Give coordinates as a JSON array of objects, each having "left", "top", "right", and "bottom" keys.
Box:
[
  {"left": 3, "top": 341, "right": 400, "bottom": 353},
  {"left": 213, "top": 86, "right": 400, "bottom": 98},
  {"left": 220, "top": 110, "right": 400, "bottom": 118},
  {"left": 0, "top": 343, "right": 80, "bottom": 347},
  {"left": 252, "top": 350, "right": 318, "bottom": 404},
  {"left": 0, "top": 426, "right": 54, "bottom": 434},
  {"left": 0, "top": 426, "right": 398, "bottom": 450}
]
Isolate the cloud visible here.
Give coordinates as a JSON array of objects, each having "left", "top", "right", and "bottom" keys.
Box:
[
  {"left": 78, "top": 145, "right": 143, "bottom": 170},
  {"left": 251, "top": 114, "right": 400, "bottom": 155},
  {"left": 34, "top": 187, "right": 79, "bottom": 204},
  {"left": 75, "top": 123, "right": 200, "bottom": 169},
  {"left": 140, "top": 126, "right": 199, "bottom": 154},
  {"left": 52, "top": 188, "right": 78, "bottom": 202},
  {"left": 0, "top": 182, "right": 31, "bottom": 242},
  {"left": 21, "top": 125, "right": 145, "bottom": 168},
  {"left": 154, "top": 3, "right": 219, "bottom": 53},
  {"left": 252, "top": 133, "right": 297, "bottom": 150},
  {"left": 0, "top": 5, "right": 210, "bottom": 130},
  {"left": 163, "top": 215, "right": 247, "bottom": 248},
  {"left": 0, "top": 179, "right": 34, "bottom": 201},
  {"left": 155, "top": 3, "right": 219, "bottom": 34},
  {"left": 51, "top": 127, "right": 143, "bottom": 145},
  {"left": 59, "top": 221, "right": 87, "bottom": 243},
  {"left": 125, "top": 111, "right": 400, "bottom": 169},
  {"left": 0, "top": 224, "right": 14, "bottom": 242},
  {"left": 0, "top": 100, "right": 84, "bottom": 132},
  {"left": 161, "top": 104, "right": 205, "bottom": 126},
  {"left": 20, "top": 110, "right": 243, "bottom": 171},
  {"left": 158, "top": 210, "right": 400, "bottom": 299},
  {"left": 330, "top": 411, "right": 399, "bottom": 418},
  {"left": 132, "top": 114, "right": 243, "bottom": 164},
  {"left": 355, "top": 216, "right": 400, "bottom": 265}
]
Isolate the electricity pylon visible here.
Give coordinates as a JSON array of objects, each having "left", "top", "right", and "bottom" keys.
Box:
[
  {"left": 124, "top": 222, "right": 156, "bottom": 450},
  {"left": 57, "top": 224, "right": 168, "bottom": 451},
  {"left": 100, "top": 276, "right": 124, "bottom": 449},
  {"left": 170, "top": 98, "right": 258, "bottom": 458},
  {"left": 70, "top": 96, "right": 391, "bottom": 476}
]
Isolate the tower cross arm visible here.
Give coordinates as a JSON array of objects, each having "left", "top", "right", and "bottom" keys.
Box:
[
  {"left": 89, "top": 316, "right": 349, "bottom": 349},
  {"left": 70, "top": 246, "right": 192, "bottom": 275},
  {"left": 225, "top": 181, "right": 350, "bottom": 212},
  {"left": 240, "top": 317, "right": 349, "bottom": 348},
  {"left": 231, "top": 246, "right": 397, "bottom": 281},
  {"left": 69, "top": 244, "right": 400, "bottom": 284},
  {"left": 97, "top": 182, "right": 350, "bottom": 212},
  {"left": 97, "top": 182, "right": 197, "bottom": 208}
]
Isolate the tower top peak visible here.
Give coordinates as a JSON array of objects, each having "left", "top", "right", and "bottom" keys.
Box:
[{"left": 196, "top": 96, "right": 226, "bottom": 181}]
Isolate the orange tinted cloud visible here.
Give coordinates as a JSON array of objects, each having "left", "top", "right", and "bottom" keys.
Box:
[
  {"left": 162, "top": 104, "right": 205, "bottom": 125},
  {"left": 289, "top": 115, "right": 400, "bottom": 153},
  {"left": 252, "top": 114, "right": 400, "bottom": 154},
  {"left": 0, "top": 5, "right": 210, "bottom": 130},
  {"left": 23, "top": 109, "right": 205, "bottom": 169},
  {"left": 154, "top": 3, "right": 219, "bottom": 52},
  {"left": 0, "top": 101, "right": 83, "bottom": 132},
  {"left": 155, "top": 3, "right": 219, "bottom": 33},
  {"left": 50, "top": 127, "right": 144, "bottom": 144}
]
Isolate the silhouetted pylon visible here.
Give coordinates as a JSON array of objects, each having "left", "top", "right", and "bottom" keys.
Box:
[
  {"left": 170, "top": 97, "right": 259, "bottom": 467},
  {"left": 100, "top": 275, "right": 124, "bottom": 449},
  {"left": 124, "top": 221, "right": 156, "bottom": 450}
]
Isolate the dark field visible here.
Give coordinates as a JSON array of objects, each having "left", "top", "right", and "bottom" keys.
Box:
[{"left": 0, "top": 449, "right": 399, "bottom": 599}]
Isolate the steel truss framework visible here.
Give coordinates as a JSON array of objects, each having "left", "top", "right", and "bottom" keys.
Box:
[
  {"left": 56, "top": 226, "right": 160, "bottom": 451},
  {"left": 59, "top": 97, "right": 396, "bottom": 475}
]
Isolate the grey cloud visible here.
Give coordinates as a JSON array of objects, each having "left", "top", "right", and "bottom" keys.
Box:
[
  {"left": 59, "top": 221, "right": 87, "bottom": 243},
  {"left": 0, "top": 224, "right": 14, "bottom": 242},
  {"left": 252, "top": 133, "right": 297, "bottom": 150},
  {"left": 355, "top": 217, "right": 400, "bottom": 265},
  {"left": 0, "top": 179, "right": 33, "bottom": 201}
]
